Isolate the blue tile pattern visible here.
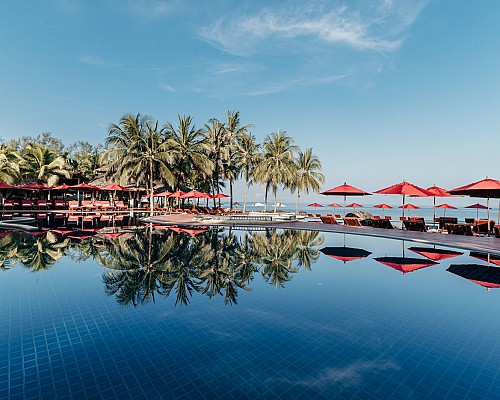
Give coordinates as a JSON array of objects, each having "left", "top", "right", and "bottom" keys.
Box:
[{"left": 1, "top": 230, "right": 500, "bottom": 399}]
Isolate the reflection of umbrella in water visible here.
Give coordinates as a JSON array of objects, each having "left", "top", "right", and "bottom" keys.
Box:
[
  {"left": 469, "top": 251, "right": 500, "bottom": 267},
  {"left": 169, "top": 226, "right": 207, "bottom": 235},
  {"left": 374, "top": 256, "right": 438, "bottom": 275},
  {"left": 447, "top": 264, "right": 500, "bottom": 291},
  {"left": 465, "top": 203, "right": 488, "bottom": 219},
  {"left": 64, "top": 230, "right": 98, "bottom": 241},
  {"left": 408, "top": 246, "right": 463, "bottom": 261},
  {"left": 320, "top": 247, "right": 372, "bottom": 264}
]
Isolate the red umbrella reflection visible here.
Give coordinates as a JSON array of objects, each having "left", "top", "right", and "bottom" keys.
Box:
[
  {"left": 447, "top": 264, "right": 500, "bottom": 291},
  {"left": 469, "top": 252, "right": 500, "bottom": 267},
  {"left": 320, "top": 247, "right": 372, "bottom": 264},
  {"left": 408, "top": 247, "right": 463, "bottom": 261},
  {"left": 374, "top": 257, "right": 438, "bottom": 275}
]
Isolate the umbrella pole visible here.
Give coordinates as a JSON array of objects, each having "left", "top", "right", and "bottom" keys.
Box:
[
  {"left": 402, "top": 194, "right": 405, "bottom": 220},
  {"left": 433, "top": 197, "right": 436, "bottom": 227},
  {"left": 487, "top": 197, "right": 491, "bottom": 235},
  {"left": 343, "top": 195, "right": 346, "bottom": 218}
]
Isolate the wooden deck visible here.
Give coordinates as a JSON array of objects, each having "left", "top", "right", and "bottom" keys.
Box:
[{"left": 149, "top": 214, "right": 500, "bottom": 256}]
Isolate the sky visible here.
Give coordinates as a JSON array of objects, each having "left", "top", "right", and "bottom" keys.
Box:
[{"left": 1, "top": 0, "right": 499, "bottom": 205}]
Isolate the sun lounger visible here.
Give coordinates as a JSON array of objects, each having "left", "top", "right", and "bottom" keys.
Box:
[
  {"left": 2, "top": 200, "right": 14, "bottom": 210},
  {"left": 21, "top": 200, "right": 33, "bottom": 209},
  {"left": 372, "top": 219, "right": 394, "bottom": 229},
  {"left": 473, "top": 219, "right": 495, "bottom": 235},
  {"left": 68, "top": 201, "right": 80, "bottom": 211},
  {"left": 446, "top": 223, "right": 474, "bottom": 236},
  {"left": 494, "top": 225, "right": 500, "bottom": 238},
  {"left": 53, "top": 199, "right": 66, "bottom": 209},
  {"left": 343, "top": 217, "right": 362, "bottom": 227},
  {"left": 320, "top": 215, "right": 338, "bottom": 224},
  {"left": 438, "top": 217, "right": 458, "bottom": 231},
  {"left": 403, "top": 220, "right": 427, "bottom": 232},
  {"left": 37, "top": 200, "right": 48, "bottom": 209}
]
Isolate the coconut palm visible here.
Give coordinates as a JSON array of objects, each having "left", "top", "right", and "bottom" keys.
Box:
[
  {"left": 255, "top": 131, "right": 298, "bottom": 212},
  {"left": 0, "top": 147, "right": 21, "bottom": 184},
  {"left": 108, "top": 114, "right": 175, "bottom": 216},
  {"left": 164, "top": 115, "right": 212, "bottom": 190},
  {"left": 224, "top": 111, "right": 254, "bottom": 209},
  {"left": 293, "top": 148, "right": 325, "bottom": 215},
  {"left": 19, "top": 144, "right": 71, "bottom": 186},
  {"left": 15, "top": 232, "right": 70, "bottom": 272},
  {"left": 293, "top": 230, "right": 324, "bottom": 270},
  {"left": 235, "top": 132, "right": 260, "bottom": 212},
  {"left": 204, "top": 118, "right": 228, "bottom": 204}
]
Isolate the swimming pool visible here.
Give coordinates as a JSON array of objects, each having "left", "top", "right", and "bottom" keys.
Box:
[{"left": 1, "top": 227, "right": 499, "bottom": 399}]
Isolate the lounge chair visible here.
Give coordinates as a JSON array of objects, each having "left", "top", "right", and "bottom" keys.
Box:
[
  {"left": 384, "top": 216, "right": 391, "bottom": 220},
  {"left": 3, "top": 200, "right": 14, "bottom": 210},
  {"left": 403, "top": 220, "right": 427, "bottom": 232},
  {"left": 343, "top": 217, "right": 362, "bottom": 227},
  {"left": 68, "top": 201, "right": 80, "bottom": 211},
  {"left": 494, "top": 225, "right": 500, "bottom": 238},
  {"left": 446, "top": 223, "right": 474, "bottom": 236},
  {"left": 53, "top": 199, "right": 66, "bottom": 209},
  {"left": 465, "top": 218, "right": 475, "bottom": 224},
  {"left": 438, "top": 217, "right": 458, "bottom": 231},
  {"left": 320, "top": 215, "right": 338, "bottom": 224},
  {"left": 473, "top": 219, "right": 495, "bottom": 235},
  {"left": 373, "top": 219, "right": 394, "bottom": 229},
  {"left": 21, "top": 200, "right": 33, "bottom": 209},
  {"left": 37, "top": 200, "right": 48, "bottom": 209},
  {"left": 114, "top": 201, "right": 127, "bottom": 210}
]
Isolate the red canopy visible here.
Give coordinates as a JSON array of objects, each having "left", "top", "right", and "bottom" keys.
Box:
[
  {"left": 183, "top": 190, "right": 211, "bottom": 199},
  {"left": 17, "top": 182, "right": 51, "bottom": 190},
  {"left": 210, "top": 193, "right": 230, "bottom": 199},
  {"left": 156, "top": 191, "right": 171, "bottom": 197},
  {"left": 308, "top": 203, "right": 323, "bottom": 207},
  {"left": 374, "top": 203, "right": 392, "bottom": 209},
  {"left": 375, "top": 181, "right": 434, "bottom": 197},
  {"left": 0, "top": 182, "right": 15, "bottom": 189},
  {"left": 102, "top": 183, "right": 128, "bottom": 191},
  {"left": 374, "top": 257, "right": 438, "bottom": 275},
  {"left": 437, "top": 203, "right": 456, "bottom": 209},
  {"left": 426, "top": 185, "right": 451, "bottom": 197},
  {"left": 469, "top": 252, "right": 500, "bottom": 267},
  {"left": 168, "top": 190, "right": 186, "bottom": 198},
  {"left": 408, "top": 247, "right": 463, "bottom": 261},
  {"left": 399, "top": 203, "right": 419, "bottom": 209},
  {"left": 466, "top": 203, "right": 488, "bottom": 209},
  {"left": 321, "top": 183, "right": 370, "bottom": 196},
  {"left": 346, "top": 203, "right": 362, "bottom": 208},
  {"left": 320, "top": 247, "right": 371, "bottom": 264},
  {"left": 68, "top": 183, "right": 102, "bottom": 191},
  {"left": 450, "top": 177, "right": 500, "bottom": 197},
  {"left": 327, "top": 203, "right": 342, "bottom": 207},
  {"left": 169, "top": 226, "right": 207, "bottom": 235},
  {"left": 447, "top": 264, "right": 500, "bottom": 291},
  {"left": 51, "top": 184, "right": 70, "bottom": 190}
]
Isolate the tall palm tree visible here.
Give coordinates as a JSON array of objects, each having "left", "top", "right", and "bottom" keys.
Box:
[
  {"left": 204, "top": 118, "right": 228, "bottom": 206},
  {"left": 255, "top": 131, "right": 298, "bottom": 212},
  {"left": 293, "top": 148, "right": 325, "bottom": 215},
  {"left": 0, "top": 147, "right": 21, "bottom": 184},
  {"left": 164, "top": 115, "right": 212, "bottom": 191},
  {"left": 293, "top": 230, "right": 324, "bottom": 270},
  {"left": 235, "top": 132, "right": 260, "bottom": 212},
  {"left": 224, "top": 111, "right": 254, "bottom": 209},
  {"left": 108, "top": 114, "right": 175, "bottom": 216},
  {"left": 19, "top": 144, "right": 71, "bottom": 186}
]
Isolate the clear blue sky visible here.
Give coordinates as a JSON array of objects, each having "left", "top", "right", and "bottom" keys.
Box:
[{"left": 1, "top": 0, "right": 499, "bottom": 204}]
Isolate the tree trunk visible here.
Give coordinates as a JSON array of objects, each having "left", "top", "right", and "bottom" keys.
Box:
[
  {"left": 264, "top": 184, "right": 268, "bottom": 211},
  {"left": 295, "top": 189, "right": 300, "bottom": 216},
  {"left": 273, "top": 185, "right": 278, "bottom": 213},
  {"left": 149, "top": 157, "right": 154, "bottom": 217},
  {"left": 243, "top": 180, "right": 250, "bottom": 213},
  {"left": 229, "top": 179, "right": 233, "bottom": 209}
]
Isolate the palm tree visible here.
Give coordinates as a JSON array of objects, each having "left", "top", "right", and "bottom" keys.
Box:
[
  {"left": 204, "top": 118, "right": 228, "bottom": 206},
  {"left": 293, "top": 230, "right": 324, "bottom": 270},
  {"left": 19, "top": 144, "right": 71, "bottom": 186},
  {"left": 235, "top": 132, "right": 260, "bottom": 212},
  {"left": 164, "top": 115, "right": 212, "bottom": 190},
  {"left": 293, "top": 148, "right": 325, "bottom": 215},
  {"left": 224, "top": 111, "right": 254, "bottom": 209},
  {"left": 0, "top": 147, "right": 21, "bottom": 184},
  {"left": 255, "top": 131, "right": 298, "bottom": 212},
  {"left": 107, "top": 114, "right": 175, "bottom": 216}
]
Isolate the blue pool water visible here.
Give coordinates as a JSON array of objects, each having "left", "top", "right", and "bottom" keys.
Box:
[{"left": 1, "top": 227, "right": 500, "bottom": 399}]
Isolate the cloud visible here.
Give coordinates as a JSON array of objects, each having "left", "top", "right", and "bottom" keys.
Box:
[
  {"left": 246, "top": 74, "right": 350, "bottom": 96},
  {"left": 200, "top": 1, "right": 428, "bottom": 56},
  {"left": 160, "top": 83, "right": 175, "bottom": 92},
  {"left": 78, "top": 55, "right": 108, "bottom": 67}
]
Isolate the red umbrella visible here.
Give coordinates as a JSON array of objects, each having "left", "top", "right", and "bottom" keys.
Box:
[
  {"left": 210, "top": 193, "right": 230, "bottom": 199},
  {"left": 321, "top": 182, "right": 370, "bottom": 217},
  {"left": 51, "top": 184, "right": 70, "bottom": 190},
  {"left": 465, "top": 203, "right": 488, "bottom": 219},
  {"left": 320, "top": 247, "right": 371, "bottom": 264},
  {"left": 469, "top": 252, "right": 500, "bottom": 267},
  {"left": 0, "top": 182, "right": 15, "bottom": 189},
  {"left": 308, "top": 203, "right": 323, "bottom": 207},
  {"left": 327, "top": 203, "right": 341, "bottom": 207},
  {"left": 68, "top": 183, "right": 102, "bottom": 191},
  {"left": 98, "top": 232, "right": 126, "bottom": 239},
  {"left": 450, "top": 177, "right": 500, "bottom": 227},
  {"left": 101, "top": 183, "right": 129, "bottom": 191},
  {"left": 156, "top": 191, "right": 171, "bottom": 197},
  {"left": 375, "top": 181, "right": 432, "bottom": 219},
  {"left": 346, "top": 202, "right": 362, "bottom": 208},
  {"left": 374, "top": 257, "right": 438, "bottom": 275},
  {"left": 408, "top": 247, "right": 463, "bottom": 261},
  {"left": 447, "top": 264, "right": 500, "bottom": 291},
  {"left": 168, "top": 190, "right": 186, "bottom": 198},
  {"left": 374, "top": 203, "right": 392, "bottom": 209},
  {"left": 426, "top": 185, "right": 452, "bottom": 226},
  {"left": 17, "top": 182, "right": 51, "bottom": 190},
  {"left": 399, "top": 203, "right": 419, "bottom": 209},
  {"left": 183, "top": 190, "right": 211, "bottom": 199},
  {"left": 436, "top": 203, "right": 456, "bottom": 217}
]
